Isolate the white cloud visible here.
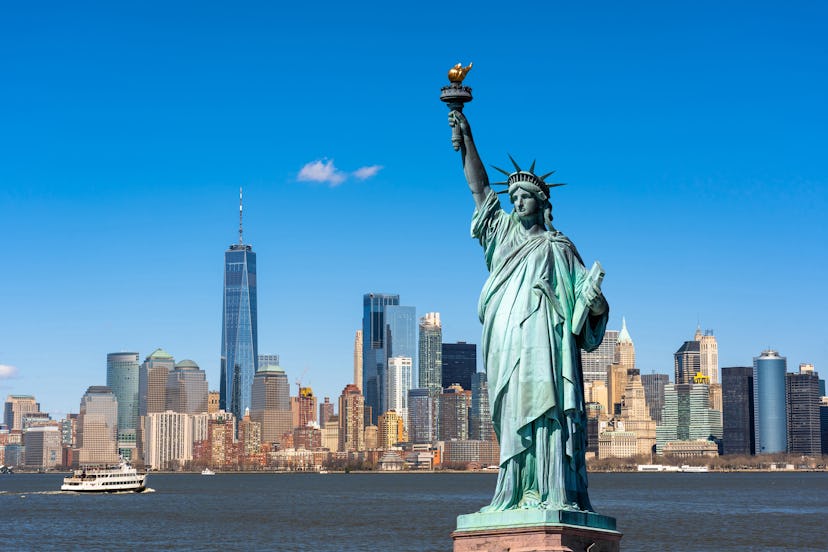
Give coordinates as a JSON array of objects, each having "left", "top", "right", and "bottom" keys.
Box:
[
  {"left": 0, "top": 364, "right": 18, "bottom": 379},
  {"left": 353, "top": 165, "right": 383, "bottom": 180},
  {"left": 297, "top": 159, "right": 346, "bottom": 186}
]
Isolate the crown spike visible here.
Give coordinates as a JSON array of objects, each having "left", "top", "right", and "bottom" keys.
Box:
[
  {"left": 548, "top": 182, "right": 566, "bottom": 188},
  {"left": 507, "top": 154, "right": 522, "bottom": 172},
  {"left": 490, "top": 165, "right": 512, "bottom": 177},
  {"left": 529, "top": 159, "right": 536, "bottom": 173},
  {"left": 492, "top": 181, "right": 509, "bottom": 186},
  {"left": 539, "top": 170, "right": 556, "bottom": 180},
  {"left": 495, "top": 189, "right": 511, "bottom": 195}
]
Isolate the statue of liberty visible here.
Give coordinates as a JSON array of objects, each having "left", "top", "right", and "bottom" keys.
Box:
[{"left": 447, "top": 107, "right": 609, "bottom": 513}]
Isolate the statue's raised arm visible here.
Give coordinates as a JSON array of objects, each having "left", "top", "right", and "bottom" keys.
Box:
[{"left": 448, "top": 110, "right": 490, "bottom": 209}]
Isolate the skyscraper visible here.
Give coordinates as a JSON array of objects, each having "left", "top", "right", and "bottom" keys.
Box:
[
  {"left": 319, "top": 396, "right": 334, "bottom": 425},
  {"left": 139, "top": 348, "right": 175, "bottom": 417},
  {"left": 655, "top": 382, "right": 722, "bottom": 454},
  {"left": 697, "top": 328, "right": 719, "bottom": 384},
  {"left": 674, "top": 337, "right": 701, "bottom": 385},
  {"left": 339, "top": 384, "right": 365, "bottom": 452},
  {"left": 362, "top": 293, "right": 399, "bottom": 424},
  {"left": 438, "top": 384, "right": 469, "bottom": 441},
  {"left": 753, "top": 350, "right": 787, "bottom": 454},
  {"left": 641, "top": 373, "right": 670, "bottom": 424},
  {"left": 166, "top": 360, "right": 209, "bottom": 414},
  {"left": 3, "top": 395, "right": 39, "bottom": 431},
  {"left": 106, "top": 352, "right": 140, "bottom": 436},
  {"left": 786, "top": 370, "right": 821, "bottom": 455},
  {"left": 250, "top": 365, "right": 292, "bottom": 446},
  {"left": 614, "top": 317, "right": 635, "bottom": 368},
  {"left": 470, "top": 372, "right": 493, "bottom": 441},
  {"left": 581, "top": 330, "right": 619, "bottom": 384},
  {"left": 721, "top": 366, "right": 755, "bottom": 455},
  {"left": 353, "top": 330, "right": 363, "bottom": 390},
  {"left": 418, "top": 312, "right": 442, "bottom": 392},
  {"left": 407, "top": 388, "right": 434, "bottom": 444},
  {"left": 442, "top": 342, "right": 477, "bottom": 390},
  {"left": 77, "top": 386, "right": 119, "bottom": 466},
  {"left": 221, "top": 189, "right": 259, "bottom": 420},
  {"left": 387, "top": 356, "right": 413, "bottom": 429}
]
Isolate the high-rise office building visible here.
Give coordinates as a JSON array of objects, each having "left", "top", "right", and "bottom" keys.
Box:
[
  {"left": 418, "top": 312, "right": 442, "bottom": 392},
  {"left": 582, "top": 330, "right": 618, "bottom": 384},
  {"left": 139, "top": 348, "right": 175, "bottom": 416},
  {"left": 250, "top": 365, "right": 292, "bottom": 447},
  {"left": 655, "top": 382, "right": 723, "bottom": 454},
  {"left": 353, "top": 330, "right": 363, "bottom": 390},
  {"left": 607, "top": 363, "right": 628, "bottom": 417},
  {"left": 469, "top": 372, "right": 493, "bottom": 441},
  {"left": 641, "top": 373, "right": 670, "bottom": 424},
  {"left": 106, "top": 352, "right": 140, "bottom": 437},
  {"left": 786, "top": 371, "right": 821, "bottom": 455},
  {"left": 438, "top": 384, "right": 469, "bottom": 441},
  {"left": 362, "top": 293, "right": 399, "bottom": 424},
  {"left": 721, "top": 366, "right": 755, "bottom": 455},
  {"left": 24, "top": 426, "right": 61, "bottom": 469},
  {"left": 407, "top": 388, "right": 434, "bottom": 444},
  {"left": 674, "top": 335, "right": 701, "bottom": 385},
  {"left": 619, "top": 369, "right": 657, "bottom": 455},
  {"left": 166, "top": 360, "right": 209, "bottom": 414},
  {"left": 339, "top": 384, "right": 365, "bottom": 452},
  {"left": 3, "top": 395, "right": 39, "bottom": 431},
  {"left": 387, "top": 356, "right": 413, "bottom": 429},
  {"left": 442, "top": 342, "right": 476, "bottom": 391},
  {"left": 221, "top": 189, "right": 259, "bottom": 420},
  {"left": 385, "top": 306, "right": 416, "bottom": 360},
  {"left": 753, "top": 350, "right": 787, "bottom": 454},
  {"left": 614, "top": 318, "right": 635, "bottom": 368},
  {"left": 697, "top": 328, "right": 719, "bottom": 384},
  {"left": 77, "top": 386, "right": 119, "bottom": 466}
]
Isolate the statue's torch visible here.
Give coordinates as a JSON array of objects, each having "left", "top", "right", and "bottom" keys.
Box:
[{"left": 440, "top": 63, "right": 473, "bottom": 151}]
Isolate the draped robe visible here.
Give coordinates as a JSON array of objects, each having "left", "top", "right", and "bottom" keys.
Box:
[{"left": 472, "top": 190, "right": 608, "bottom": 511}]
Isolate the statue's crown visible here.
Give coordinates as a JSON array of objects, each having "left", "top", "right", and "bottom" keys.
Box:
[{"left": 491, "top": 156, "right": 566, "bottom": 199}]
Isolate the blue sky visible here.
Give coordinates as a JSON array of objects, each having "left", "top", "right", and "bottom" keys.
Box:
[{"left": 1, "top": 2, "right": 826, "bottom": 417}]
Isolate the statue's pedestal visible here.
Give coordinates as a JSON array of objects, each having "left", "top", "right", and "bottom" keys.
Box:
[{"left": 452, "top": 509, "right": 621, "bottom": 552}]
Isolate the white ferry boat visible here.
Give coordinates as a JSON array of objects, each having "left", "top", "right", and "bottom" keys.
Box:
[
  {"left": 61, "top": 461, "right": 147, "bottom": 493},
  {"left": 201, "top": 468, "right": 215, "bottom": 476},
  {"left": 680, "top": 465, "right": 709, "bottom": 473}
]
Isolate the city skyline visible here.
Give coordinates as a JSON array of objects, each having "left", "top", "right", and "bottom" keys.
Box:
[{"left": 2, "top": 3, "right": 826, "bottom": 417}]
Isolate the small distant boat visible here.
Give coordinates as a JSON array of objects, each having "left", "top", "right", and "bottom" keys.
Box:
[
  {"left": 61, "top": 461, "right": 147, "bottom": 492},
  {"left": 680, "top": 465, "right": 709, "bottom": 473},
  {"left": 637, "top": 464, "right": 680, "bottom": 472},
  {"left": 318, "top": 469, "right": 329, "bottom": 474},
  {"left": 201, "top": 468, "right": 216, "bottom": 476}
]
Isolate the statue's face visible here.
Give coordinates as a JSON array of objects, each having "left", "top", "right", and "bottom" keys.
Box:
[{"left": 511, "top": 188, "right": 540, "bottom": 220}]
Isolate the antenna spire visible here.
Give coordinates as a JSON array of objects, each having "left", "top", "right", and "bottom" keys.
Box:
[{"left": 239, "top": 187, "right": 244, "bottom": 245}]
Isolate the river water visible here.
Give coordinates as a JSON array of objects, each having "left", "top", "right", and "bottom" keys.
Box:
[{"left": 2, "top": 471, "right": 827, "bottom": 551}]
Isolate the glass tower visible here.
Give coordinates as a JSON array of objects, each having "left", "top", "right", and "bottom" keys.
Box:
[
  {"left": 106, "top": 352, "right": 140, "bottom": 434},
  {"left": 221, "top": 190, "right": 258, "bottom": 420},
  {"left": 107, "top": 352, "right": 140, "bottom": 461},
  {"left": 418, "top": 313, "right": 443, "bottom": 392},
  {"left": 442, "top": 342, "right": 477, "bottom": 390},
  {"left": 753, "top": 350, "right": 787, "bottom": 454},
  {"left": 721, "top": 366, "right": 755, "bottom": 455},
  {"left": 362, "top": 293, "right": 400, "bottom": 424}
]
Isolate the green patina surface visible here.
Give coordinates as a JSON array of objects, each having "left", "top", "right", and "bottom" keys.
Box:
[{"left": 456, "top": 509, "right": 618, "bottom": 532}]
